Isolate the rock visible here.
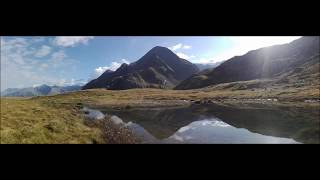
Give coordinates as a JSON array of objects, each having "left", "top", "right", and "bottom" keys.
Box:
[
  {"left": 197, "top": 99, "right": 214, "bottom": 105},
  {"left": 110, "top": 115, "right": 124, "bottom": 125},
  {"left": 113, "top": 107, "right": 122, "bottom": 110},
  {"left": 82, "top": 107, "right": 105, "bottom": 120},
  {"left": 304, "top": 99, "right": 319, "bottom": 103}
]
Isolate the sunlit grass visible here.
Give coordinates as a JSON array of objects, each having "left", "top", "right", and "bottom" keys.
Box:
[{"left": 1, "top": 98, "right": 104, "bottom": 144}]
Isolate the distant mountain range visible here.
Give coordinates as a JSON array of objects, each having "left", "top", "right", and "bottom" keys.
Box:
[
  {"left": 4, "top": 37, "right": 318, "bottom": 95},
  {"left": 175, "top": 36, "right": 320, "bottom": 90},
  {"left": 1, "top": 84, "right": 82, "bottom": 97},
  {"left": 83, "top": 46, "right": 199, "bottom": 90},
  {"left": 195, "top": 61, "right": 225, "bottom": 71}
]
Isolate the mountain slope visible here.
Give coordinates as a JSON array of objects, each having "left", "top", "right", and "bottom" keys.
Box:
[
  {"left": 1, "top": 84, "right": 82, "bottom": 97},
  {"left": 82, "top": 46, "right": 199, "bottom": 90},
  {"left": 82, "top": 70, "right": 114, "bottom": 89},
  {"left": 175, "top": 36, "right": 320, "bottom": 90}
]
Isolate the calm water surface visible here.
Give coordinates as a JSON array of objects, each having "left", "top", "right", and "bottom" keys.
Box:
[{"left": 90, "top": 103, "right": 319, "bottom": 144}]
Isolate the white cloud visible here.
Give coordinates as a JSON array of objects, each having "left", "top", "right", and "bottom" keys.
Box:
[
  {"left": 169, "top": 44, "right": 193, "bottom": 59},
  {"left": 95, "top": 66, "right": 110, "bottom": 75},
  {"left": 121, "top": 59, "right": 130, "bottom": 64},
  {"left": 53, "top": 78, "right": 87, "bottom": 86},
  {"left": 1, "top": 37, "right": 32, "bottom": 56},
  {"left": 34, "top": 45, "right": 51, "bottom": 58},
  {"left": 51, "top": 50, "right": 66, "bottom": 62},
  {"left": 176, "top": 52, "right": 195, "bottom": 60},
  {"left": 176, "top": 52, "right": 190, "bottom": 59},
  {"left": 89, "top": 66, "right": 112, "bottom": 80},
  {"left": 183, "top": 45, "right": 191, "bottom": 49},
  {"left": 31, "top": 37, "right": 46, "bottom": 43},
  {"left": 1, "top": 37, "right": 75, "bottom": 91},
  {"left": 41, "top": 63, "right": 49, "bottom": 68},
  {"left": 56, "top": 78, "right": 73, "bottom": 86},
  {"left": 1, "top": 37, "right": 5, "bottom": 46},
  {"left": 107, "top": 59, "right": 130, "bottom": 71},
  {"left": 59, "top": 79, "right": 74, "bottom": 86},
  {"left": 169, "top": 43, "right": 192, "bottom": 51},
  {"left": 53, "top": 36, "right": 94, "bottom": 47},
  {"left": 170, "top": 43, "right": 182, "bottom": 51},
  {"left": 89, "top": 59, "right": 130, "bottom": 80}
]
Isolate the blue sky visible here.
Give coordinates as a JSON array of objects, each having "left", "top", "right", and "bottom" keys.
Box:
[{"left": 1, "top": 36, "right": 301, "bottom": 91}]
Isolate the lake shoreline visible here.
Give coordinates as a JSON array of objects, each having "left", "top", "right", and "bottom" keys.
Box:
[{"left": 84, "top": 98, "right": 319, "bottom": 111}]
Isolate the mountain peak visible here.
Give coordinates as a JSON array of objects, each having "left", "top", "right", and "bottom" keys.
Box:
[
  {"left": 102, "top": 69, "right": 114, "bottom": 74},
  {"left": 150, "top": 46, "right": 169, "bottom": 51},
  {"left": 117, "top": 63, "right": 129, "bottom": 70},
  {"left": 83, "top": 46, "right": 199, "bottom": 90},
  {"left": 140, "top": 46, "right": 179, "bottom": 64},
  {"left": 148, "top": 46, "right": 175, "bottom": 55}
]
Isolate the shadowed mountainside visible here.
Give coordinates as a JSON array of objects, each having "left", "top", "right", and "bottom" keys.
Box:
[
  {"left": 175, "top": 36, "right": 320, "bottom": 90},
  {"left": 83, "top": 46, "right": 199, "bottom": 90}
]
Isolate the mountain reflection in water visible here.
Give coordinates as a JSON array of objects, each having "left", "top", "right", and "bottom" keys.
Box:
[{"left": 102, "top": 103, "right": 319, "bottom": 144}]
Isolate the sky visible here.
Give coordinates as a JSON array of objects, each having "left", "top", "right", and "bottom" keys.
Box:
[{"left": 0, "top": 36, "right": 301, "bottom": 91}]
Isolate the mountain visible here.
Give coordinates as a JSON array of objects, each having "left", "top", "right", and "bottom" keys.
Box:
[
  {"left": 175, "top": 36, "right": 320, "bottom": 90},
  {"left": 82, "top": 70, "right": 114, "bottom": 89},
  {"left": 82, "top": 46, "right": 199, "bottom": 90},
  {"left": 195, "top": 61, "right": 225, "bottom": 71},
  {"left": 1, "top": 84, "right": 82, "bottom": 97}
]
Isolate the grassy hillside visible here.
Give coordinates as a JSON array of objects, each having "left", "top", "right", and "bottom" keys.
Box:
[{"left": 1, "top": 97, "right": 104, "bottom": 144}]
